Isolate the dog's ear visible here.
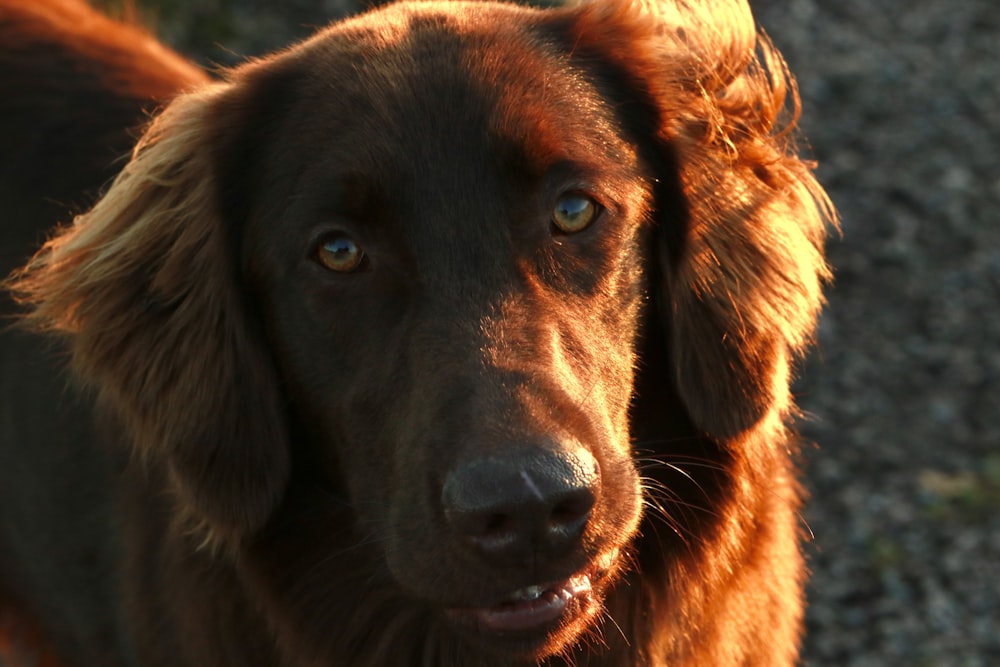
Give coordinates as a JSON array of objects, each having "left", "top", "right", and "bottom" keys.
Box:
[
  {"left": 562, "top": 0, "right": 834, "bottom": 438},
  {"left": 8, "top": 80, "right": 289, "bottom": 543}
]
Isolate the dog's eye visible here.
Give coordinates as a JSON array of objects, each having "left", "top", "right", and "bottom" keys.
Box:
[
  {"left": 316, "top": 234, "right": 365, "bottom": 272},
  {"left": 552, "top": 194, "right": 599, "bottom": 233}
]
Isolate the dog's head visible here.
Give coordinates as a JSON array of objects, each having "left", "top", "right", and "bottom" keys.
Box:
[{"left": 10, "top": 0, "right": 831, "bottom": 662}]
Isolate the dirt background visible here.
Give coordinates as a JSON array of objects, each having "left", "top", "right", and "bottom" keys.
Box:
[{"left": 105, "top": 0, "right": 999, "bottom": 664}]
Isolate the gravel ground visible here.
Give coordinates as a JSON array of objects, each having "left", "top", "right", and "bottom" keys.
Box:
[
  {"left": 752, "top": 2, "right": 1000, "bottom": 665},
  {"left": 107, "top": 1, "right": 1000, "bottom": 664}
]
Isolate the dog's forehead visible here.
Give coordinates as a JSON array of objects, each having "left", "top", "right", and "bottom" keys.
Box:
[
  {"left": 242, "top": 1, "right": 652, "bottom": 286},
  {"left": 286, "top": 3, "right": 638, "bottom": 178}
]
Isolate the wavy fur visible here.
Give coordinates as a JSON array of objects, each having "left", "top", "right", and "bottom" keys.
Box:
[{"left": 11, "top": 86, "right": 291, "bottom": 543}]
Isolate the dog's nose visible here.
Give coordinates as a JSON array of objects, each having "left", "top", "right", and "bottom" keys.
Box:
[{"left": 442, "top": 446, "right": 599, "bottom": 565}]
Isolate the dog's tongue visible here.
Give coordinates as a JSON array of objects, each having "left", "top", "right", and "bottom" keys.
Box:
[{"left": 467, "top": 575, "right": 592, "bottom": 633}]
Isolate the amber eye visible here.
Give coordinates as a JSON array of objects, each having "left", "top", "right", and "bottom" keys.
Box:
[
  {"left": 552, "top": 194, "right": 599, "bottom": 233},
  {"left": 316, "top": 233, "right": 365, "bottom": 272}
]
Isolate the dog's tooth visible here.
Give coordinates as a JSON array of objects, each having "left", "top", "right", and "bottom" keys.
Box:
[
  {"left": 566, "top": 574, "right": 592, "bottom": 596},
  {"left": 510, "top": 585, "right": 545, "bottom": 601}
]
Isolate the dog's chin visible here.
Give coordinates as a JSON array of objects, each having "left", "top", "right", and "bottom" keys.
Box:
[{"left": 441, "top": 566, "right": 610, "bottom": 661}]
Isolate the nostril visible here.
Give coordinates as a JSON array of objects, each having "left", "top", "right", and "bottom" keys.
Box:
[
  {"left": 551, "top": 490, "right": 595, "bottom": 526},
  {"left": 481, "top": 512, "right": 515, "bottom": 538},
  {"left": 546, "top": 487, "right": 595, "bottom": 542}
]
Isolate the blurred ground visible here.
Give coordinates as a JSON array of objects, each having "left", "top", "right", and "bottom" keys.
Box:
[
  {"left": 106, "top": 1, "right": 1000, "bottom": 664},
  {"left": 753, "top": 3, "right": 1000, "bottom": 665}
]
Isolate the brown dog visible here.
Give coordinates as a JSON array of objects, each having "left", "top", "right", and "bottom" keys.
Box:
[{"left": 1, "top": 0, "right": 833, "bottom": 665}]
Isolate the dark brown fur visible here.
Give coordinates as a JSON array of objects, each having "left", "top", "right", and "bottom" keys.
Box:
[{"left": 1, "top": 1, "right": 833, "bottom": 665}]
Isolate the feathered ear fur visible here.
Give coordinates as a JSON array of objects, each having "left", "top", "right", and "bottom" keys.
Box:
[
  {"left": 7, "top": 83, "right": 290, "bottom": 542},
  {"left": 567, "top": 0, "right": 834, "bottom": 438}
]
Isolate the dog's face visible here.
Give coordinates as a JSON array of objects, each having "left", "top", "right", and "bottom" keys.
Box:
[
  {"left": 12, "top": 1, "right": 831, "bottom": 663},
  {"left": 237, "top": 6, "right": 648, "bottom": 657}
]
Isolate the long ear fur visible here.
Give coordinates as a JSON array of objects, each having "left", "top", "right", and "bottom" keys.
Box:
[
  {"left": 7, "top": 84, "right": 290, "bottom": 542},
  {"left": 569, "top": 0, "right": 835, "bottom": 438}
]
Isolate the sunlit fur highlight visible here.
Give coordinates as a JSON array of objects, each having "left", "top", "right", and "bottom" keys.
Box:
[
  {"left": 568, "top": 0, "right": 833, "bottom": 439},
  {"left": 9, "top": 84, "right": 291, "bottom": 545}
]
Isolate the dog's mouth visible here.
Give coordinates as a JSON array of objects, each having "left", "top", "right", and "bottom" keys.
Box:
[
  {"left": 446, "top": 573, "right": 594, "bottom": 635},
  {"left": 439, "top": 546, "right": 627, "bottom": 652},
  {"left": 441, "top": 567, "right": 612, "bottom": 664}
]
